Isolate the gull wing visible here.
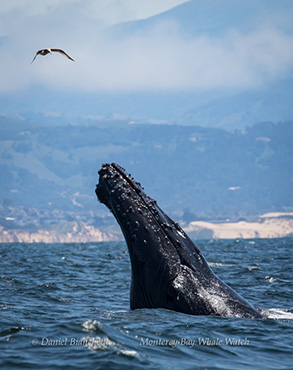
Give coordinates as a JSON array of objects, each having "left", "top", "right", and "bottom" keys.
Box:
[
  {"left": 51, "top": 49, "right": 75, "bottom": 61},
  {"left": 31, "top": 50, "right": 42, "bottom": 64}
]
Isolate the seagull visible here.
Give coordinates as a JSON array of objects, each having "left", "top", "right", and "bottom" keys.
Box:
[{"left": 31, "top": 48, "right": 75, "bottom": 63}]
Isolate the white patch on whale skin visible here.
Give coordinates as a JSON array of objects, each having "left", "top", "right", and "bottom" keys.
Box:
[
  {"left": 174, "top": 266, "right": 237, "bottom": 317},
  {"left": 196, "top": 287, "right": 235, "bottom": 317},
  {"left": 173, "top": 272, "right": 185, "bottom": 290},
  {"left": 177, "top": 230, "right": 186, "bottom": 239}
]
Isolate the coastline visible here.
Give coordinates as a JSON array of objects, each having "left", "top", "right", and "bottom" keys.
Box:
[
  {"left": 184, "top": 213, "right": 293, "bottom": 239},
  {"left": 0, "top": 213, "right": 292, "bottom": 243},
  {"left": 0, "top": 222, "right": 119, "bottom": 243}
]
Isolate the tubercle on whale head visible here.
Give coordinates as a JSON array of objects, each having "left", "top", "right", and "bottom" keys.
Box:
[
  {"left": 96, "top": 164, "right": 143, "bottom": 201},
  {"left": 95, "top": 163, "right": 153, "bottom": 241},
  {"left": 96, "top": 163, "right": 182, "bottom": 251},
  {"left": 96, "top": 163, "right": 153, "bottom": 218},
  {"left": 96, "top": 163, "right": 202, "bottom": 258},
  {"left": 95, "top": 163, "right": 205, "bottom": 273}
]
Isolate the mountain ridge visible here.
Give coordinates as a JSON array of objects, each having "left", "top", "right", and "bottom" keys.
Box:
[
  {"left": 1, "top": 0, "right": 293, "bottom": 129},
  {"left": 1, "top": 116, "right": 292, "bottom": 219}
]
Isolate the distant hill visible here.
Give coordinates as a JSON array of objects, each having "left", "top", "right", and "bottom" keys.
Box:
[
  {"left": 0, "top": 116, "right": 292, "bottom": 224},
  {"left": 111, "top": 0, "right": 293, "bottom": 36},
  {"left": 179, "top": 78, "right": 293, "bottom": 129},
  {"left": 0, "top": 0, "right": 293, "bottom": 129},
  {"left": 108, "top": 0, "right": 293, "bottom": 128}
]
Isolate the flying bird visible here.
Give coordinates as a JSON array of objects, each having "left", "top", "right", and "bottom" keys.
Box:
[{"left": 31, "top": 48, "right": 75, "bottom": 63}]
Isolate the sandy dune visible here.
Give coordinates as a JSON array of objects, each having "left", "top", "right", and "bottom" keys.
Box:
[{"left": 184, "top": 213, "right": 293, "bottom": 239}]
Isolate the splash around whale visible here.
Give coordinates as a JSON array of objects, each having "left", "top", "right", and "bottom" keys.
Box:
[{"left": 96, "top": 163, "right": 262, "bottom": 319}]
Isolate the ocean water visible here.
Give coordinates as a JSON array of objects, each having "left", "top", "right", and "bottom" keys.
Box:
[{"left": 0, "top": 239, "right": 292, "bottom": 370}]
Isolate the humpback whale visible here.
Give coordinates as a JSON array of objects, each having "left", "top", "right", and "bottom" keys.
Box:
[{"left": 96, "top": 163, "right": 262, "bottom": 319}]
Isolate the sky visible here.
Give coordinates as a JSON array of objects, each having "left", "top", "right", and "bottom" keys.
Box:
[{"left": 0, "top": 0, "right": 293, "bottom": 94}]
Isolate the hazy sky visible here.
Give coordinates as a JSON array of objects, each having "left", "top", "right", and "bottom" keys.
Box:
[
  {"left": 0, "top": 0, "right": 293, "bottom": 94},
  {"left": 0, "top": 0, "right": 189, "bottom": 32}
]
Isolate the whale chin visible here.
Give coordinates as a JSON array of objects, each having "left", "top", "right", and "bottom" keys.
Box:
[{"left": 96, "top": 163, "right": 262, "bottom": 319}]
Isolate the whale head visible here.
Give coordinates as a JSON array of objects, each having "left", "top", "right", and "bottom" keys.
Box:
[{"left": 96, "top": 163, "right": 214, "bottom": 313}]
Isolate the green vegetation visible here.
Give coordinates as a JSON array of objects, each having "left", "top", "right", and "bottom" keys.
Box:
[{"left": 0, "top": 116, "right": 292, "bottom": 223}]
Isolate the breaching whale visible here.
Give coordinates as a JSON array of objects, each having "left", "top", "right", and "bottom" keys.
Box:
[{"left": 96, "top": 163, "right": 262, "bottom": 319}]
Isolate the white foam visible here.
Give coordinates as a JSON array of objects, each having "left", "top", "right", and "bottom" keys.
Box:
[
  {"left": 208, "top": 262, "right": 234, "bottom": 268},
  {"left": 118, "top": 349, "right": 139, "bottom": 357},
  {"left": 265, "top": 308, "right": 293, "bottom": 320},
  {"left": 81, "top": 320, "right": 103, "bottom": 332}
]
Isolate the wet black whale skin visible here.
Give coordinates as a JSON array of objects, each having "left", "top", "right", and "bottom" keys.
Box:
[{"left": 96, "top": 163, "right": 262, "bottom": 318}]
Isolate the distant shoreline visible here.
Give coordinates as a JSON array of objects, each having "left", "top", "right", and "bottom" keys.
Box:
[
  {"left": 0, "top": 213, "right": 292, "bottom": 243},
  {"left": 0, "top": 222, "right": 119, "bottom": 244},
  {"left": 184, "top": 213, "right": 293, "bottom": 240}
]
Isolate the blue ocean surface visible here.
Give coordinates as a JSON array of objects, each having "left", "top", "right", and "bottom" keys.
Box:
[{"left": 0, "top": 239, "right": 292, "bottom": 370}]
